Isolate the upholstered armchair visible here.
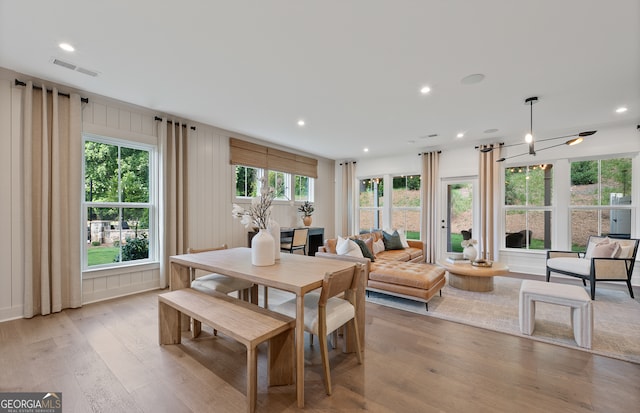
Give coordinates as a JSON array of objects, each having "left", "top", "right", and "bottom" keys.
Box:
[{"left": 546, "top": 236, "right": 638, "bottom": 299}]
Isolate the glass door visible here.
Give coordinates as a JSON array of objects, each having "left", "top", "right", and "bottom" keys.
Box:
[{"left": 440, "top": 179, "right": 476, "bottom": 258}]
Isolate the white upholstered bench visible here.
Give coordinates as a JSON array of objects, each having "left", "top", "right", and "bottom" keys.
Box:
[{"left": 519, "top": 280, "right": 593, "bottom": 349}]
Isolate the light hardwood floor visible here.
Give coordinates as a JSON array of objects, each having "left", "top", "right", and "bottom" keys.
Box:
[{"left": 1, "top": 287, "right": 639, "bottom": 412}]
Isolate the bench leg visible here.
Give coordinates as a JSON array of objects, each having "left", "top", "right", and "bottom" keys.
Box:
[
  {"left": 268, "top": 328, "right": 295, "bottom": 386},
  {"left": 519, "top": 293, "right": 536, "bottom": 335},
  {"left": 247, "top": 346, "right": 257, "bottom": 413},
  {"left": 571, "top": 303, "right": 593, "bottom": 349},
  {"left": 191, "top": 319, "right": 202, "bottom": 339},
  {"left": 159, "top": 301, "right": 181, "bottom": 345}
]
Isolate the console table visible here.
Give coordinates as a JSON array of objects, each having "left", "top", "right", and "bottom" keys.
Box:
[{"left": 247, "top": 227, "right": 324, "bottom": 256}]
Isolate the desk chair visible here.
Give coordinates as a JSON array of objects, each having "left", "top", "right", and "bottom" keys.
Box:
[
  {"left": 280, "top": 228, "right": 309, "bottom": 255},
  {"left": 273, "top": 263, "right": 363, "bottom": 395}
]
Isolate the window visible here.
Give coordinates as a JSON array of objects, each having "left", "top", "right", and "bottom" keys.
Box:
[
  {"left": 391, "top": 175, "right": 421, "bottom": 240},
  {"left": 267, "top": 170, "right": 290, "bottom": 200},
  {"left": 294, "top": 175, "right": 314, "bottom": 202},
  {"left": 84, "top": 137, "right": 155, "bottom": 268},
  {"left": 235, "top": 165, "right": 260, "bottom": 198},
  {"left": 570, "top": 157, "right": 632, "bottom": 250},
  {"left": 359, "top": 177, "right": 384, "bottom": 232},
  {"left": 504, "top": 164, "right": 553, "bottom": 249}
]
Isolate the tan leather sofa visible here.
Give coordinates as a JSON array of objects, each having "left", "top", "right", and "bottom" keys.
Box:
[{"left": 317, "top": 231, "right": 445, "bottom": 310}]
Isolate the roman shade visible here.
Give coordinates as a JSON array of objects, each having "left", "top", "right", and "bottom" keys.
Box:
[{"left": 230, "top": 137, "right": 318, "bottom": 178}]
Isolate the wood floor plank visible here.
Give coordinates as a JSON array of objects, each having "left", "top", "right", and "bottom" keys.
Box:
[{"left": 1, "top": 288, "right": 638, "bottom": 412}]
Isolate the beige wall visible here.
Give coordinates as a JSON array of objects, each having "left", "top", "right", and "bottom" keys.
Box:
[{"left": 0, "top": 69, "right": 335, "bottom": 321}]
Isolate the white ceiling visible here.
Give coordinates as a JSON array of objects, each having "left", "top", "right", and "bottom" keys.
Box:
[{"left": 1, "top": 0, "right": 638, "bottom": 160}]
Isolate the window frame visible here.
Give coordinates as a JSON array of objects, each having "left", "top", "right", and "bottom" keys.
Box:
[
  {"left": 358, "top": 176, "right": 384, "bottom": 233},
  {"left": 82, "top": 134, "right": 158, "bottom": 270},
  {"left": 391, "top": 174, "right": 421, "bottom": 240},
  {"left": 233, "top": 165, "right": 314, "bottom": 205},
  {"left": 569, "top": 156, "right": 634, "bottom": 245},
  {"left": 503, "top": 163, "right": 554, "bottom": 250}
]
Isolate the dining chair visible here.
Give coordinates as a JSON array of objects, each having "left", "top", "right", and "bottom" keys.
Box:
[
  {"left": 280, "top": 228, "right": 309, "bottom": 255},
  {"left": 272, "top": 263, "right": 363, "bottom": 395},
  {"left": 189, "top": 244, "right": 258, "bottom": 336}
]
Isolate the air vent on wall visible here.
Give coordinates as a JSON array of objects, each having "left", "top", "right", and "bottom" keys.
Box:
[{"left": 51, "top": 57, "right": 99, "bottom": 77}]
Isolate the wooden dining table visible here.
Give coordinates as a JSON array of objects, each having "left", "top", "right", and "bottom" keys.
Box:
[{"left": 169, "top": 247, "right": 365, "bottom": 408}]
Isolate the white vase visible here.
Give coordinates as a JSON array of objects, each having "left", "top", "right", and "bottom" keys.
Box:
[
  {"left": 268, "top": 219, "right": 281, "bottom": 260},
  {"left": 252, "top": 228, "right": 275, "bottom": 266},
  {"left": 463, "top": 245, "right": 478, "bottom": 262}
]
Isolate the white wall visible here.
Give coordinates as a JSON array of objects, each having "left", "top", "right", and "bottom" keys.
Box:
[{"left": 0, "top": 68, "right": 336, "bottom": 321}]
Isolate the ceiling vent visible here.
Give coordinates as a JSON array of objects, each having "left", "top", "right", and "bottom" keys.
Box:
[{"left": 51, "top": 58, "right": 99, "bottom": 77}]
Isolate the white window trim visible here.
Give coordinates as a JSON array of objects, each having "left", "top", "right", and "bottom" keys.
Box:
[{"left": 82, "top": 133, "right": 158, "bottom": 272}]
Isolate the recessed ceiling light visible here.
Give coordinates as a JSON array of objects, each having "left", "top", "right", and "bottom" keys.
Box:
[
  {"left": 461, "top": 73, "right": 485, "bottom": 85},
  {"left": 456, "top": 132, "right": 464, "bottom": 138},
  {"left": 363, "top": 148, "right": 369, "bottom": 152},
  {"left": 59, "top": 43, "right": 75, "bottom": 52},
  {"left": 484, "top": 128, "right": 499, "bottom": 134},
  {"left": 420, "top": 86, "right": 431, "bottom": 94},
  {"left": 616, "top": 107, "right": 628, "bottom": 113},
  {"left": 297, "top": 119, "right": 305, "bottom": 126}
]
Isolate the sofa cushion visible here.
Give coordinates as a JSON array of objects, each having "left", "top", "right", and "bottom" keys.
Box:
[
  {"left": 352, "top": 238, "right": 375, "bottom": 262},
  {"left": 546, "top": 257, "right": 591, "bottom": 276},
  {"left": 324, "top": 238, "right": 338, "bottom": 254},
  {"left": 372, "top": 238, "right": 385, "bottom": 255},
  {"left": 383, "top": 230, "right": 404, "bottom": 250},
  {"left": 369, "top": 261, "right": 445, "bottom": 290},
  {"left": 376, "top": 249, "right": 411, "bottom": 261},
  {"left": 591, "top": 241, "right": 620, "bottom": 258},
  {"left": 336, "top": 236, "right": 363, "bottom": 258}
]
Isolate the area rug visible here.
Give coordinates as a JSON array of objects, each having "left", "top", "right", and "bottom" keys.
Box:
[{"left": 365, "top": 275, "right": 640, "bottom": 364}]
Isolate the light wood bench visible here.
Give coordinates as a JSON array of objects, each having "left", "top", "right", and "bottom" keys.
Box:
[
  {"left": 158, "top": 288, "right": 295, "bottom": 413},
  {"left": 519, "top": 280, "right": 593, "bottom": 349}
]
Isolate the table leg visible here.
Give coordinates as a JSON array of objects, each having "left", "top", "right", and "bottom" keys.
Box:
[
  {"left": 170, "top": 262, "right": 190, "bottom": 290},
  {"left": 296, "top": 295, "right": 305, "bottom": 408}
]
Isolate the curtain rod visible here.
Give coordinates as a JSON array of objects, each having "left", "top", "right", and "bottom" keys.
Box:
[
  {"left": 154, "top": 116, "right": 196, "bottom": 131},
  {"left": 15, "top": 79, "right": 88, "bottom": 103},
  {"left": 418, "top": 150, "right": 442, "bottom": 155},
  {"left": 339, "top": 161, "right": 357, "bottom": 166}
]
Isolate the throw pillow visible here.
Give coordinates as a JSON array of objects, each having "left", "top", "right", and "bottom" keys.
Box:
[
  {"left": 385, "top": 227, "right": 410, "bottom": 248},
  {"left": 591, "top": 241, "right": 619, "bottom": 258},
  {"left": 336, "top": 236, "right": 364, "bottom": 258},
  {"left": 382, "top": 230, "right": 404, "bottom": 250},
  {"left": 396, "top": 228, "right": 410, "bottom": 248},
  {"left": 373, "top": 238, "right": 385, "bottom": 255},
  {"left": 617, "top": 244, "right": 635, "bottom": 259},
  {"left": 585, "top": 238, "right": 608, "bottom": 259},
  {"left": 352, "top": 238, "right": 375, "bottom": 262}
]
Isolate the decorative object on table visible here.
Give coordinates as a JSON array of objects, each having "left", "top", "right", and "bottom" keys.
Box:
[
  {"left": 446, "top": 252, "right": 469, "bottom": 264},
  {"left": 232, "top": 176, "right": 276, "bottom": 266},
  {"left": 298, "top": 200, "right": 314, "bottom": 226},
  {"left": 461, "top": 239, "right": 478, "bottom": 262},
  {"left": 268, "top": 219, "right": 281, "bottom": 260},
  {"left": 471, "top": 258, "right": 493, "bottom": 267}
]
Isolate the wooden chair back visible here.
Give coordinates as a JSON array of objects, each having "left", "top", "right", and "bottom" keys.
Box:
[
  {"left": 318, "top": 263, "right": 361, "bottom": 307},
  {"left": 187, "top": 244, "right": 227, "bottom": 280}
]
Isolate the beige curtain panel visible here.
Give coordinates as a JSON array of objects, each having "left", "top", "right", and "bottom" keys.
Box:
[
  {"left": 341, "top": 161, "right": 357, "bottom": 236},
  {"left": 159, "top": 120, "right": 189, "bottom": 288},
  {"left": 478, "top": 144, "right": 502, "bottom": 261},
  {"left": 22, "top": 82, "right": 82, "bottom": 317},
  {"left": 420, "top": 151, "right": 439, "bottom": 264}
]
